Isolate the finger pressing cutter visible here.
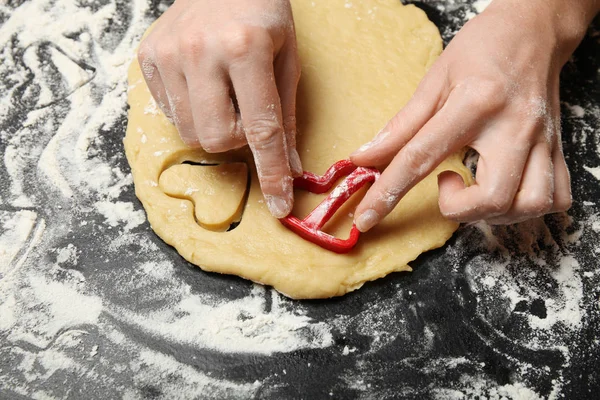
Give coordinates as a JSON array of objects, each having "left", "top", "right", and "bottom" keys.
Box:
[{"left": 279, "top": 160, "right": 380, "bottom": 254}]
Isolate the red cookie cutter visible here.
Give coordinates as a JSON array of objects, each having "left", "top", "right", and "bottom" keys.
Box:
[{"left": 279, "top": 160, "right": 380, "bottom": 254}]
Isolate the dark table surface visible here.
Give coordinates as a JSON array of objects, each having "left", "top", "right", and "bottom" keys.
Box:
[{"left": 1, "top": 0, "right": 599, "bottom": 399}]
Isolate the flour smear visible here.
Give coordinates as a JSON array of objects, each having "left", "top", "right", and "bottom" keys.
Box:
[{"left": 0, "top": 0, "right": 333, "bottom": 398}]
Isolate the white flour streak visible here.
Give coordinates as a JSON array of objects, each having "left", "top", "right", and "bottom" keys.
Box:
[
  {"left": 0, "top": 210, "right": 37, "bottom": 277},
  {"left": 584, "top": 165, "right": 600, "bottom": 181},
  {"left": 108, "top": 264, "right": 334, "bottom": 354},
  {"left": 55, "top": 243, "right": 79, "bottom": 266},
  {"left": 0, "top": 1, "right": 334, "bottom": 392},
  {"left": 0, "top": 0, "right": 324, "bottom": 397},
  {"left": 565, "top": 103, "right": 586, "bottom": 118},
  {"left": 433, "top": 377, "right": 543, "bottom": 400},
  {"left": 472, "top": 0, "right": 492, "bottom": 13},
  {"left": 95, "top": 201, "right": 146, "bottom": 230},
  {"left": 125, "top": 350, "right": 260, "bottom": 399},
  {"left": 2, "top": 274, "right": 103, "bottom": 348}
]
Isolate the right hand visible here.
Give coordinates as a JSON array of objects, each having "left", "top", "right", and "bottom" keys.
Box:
[
  {"left": 349, "top": 0, "right": 595, "bottom": 231},
  {"left": 138, "top": 0, "right": 302, "bottom": 218}
]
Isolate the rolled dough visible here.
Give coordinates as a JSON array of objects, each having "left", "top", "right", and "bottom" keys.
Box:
[
  {"left": 158, "top": 163, "right": 248, "bottom": 232},
  {"left": 124, "top": 0, "right": 472, "bottom": 299}
]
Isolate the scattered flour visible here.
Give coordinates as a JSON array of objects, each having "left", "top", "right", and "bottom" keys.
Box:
[
  {"left": 465, "top": 0, "right": 492, "bottom": 20},
  {"left": 0, "top": 0, "right": 335, "bottom": 397},
  {"left": 566, "top": 103, "right": 586, "bottom": 118},
  {"left": 472, "top": 0, "right": 492, "bottom": 13},
  {"left": 466, "top": 218, "right": 585, "bottom": 332},
  {"left": 584, "top": 165, "right": 600, "bottom": 181},
  {"left": 2, "top": 274, "right": 103, "bottom": 348},
  {"left": 95, "top": 201, "right": 146, "bottom": 231},
  {"left": 55, "top": 243, "right": 79, "bottom": 266},
  {"left": 123, "top": 350, "right": 260, "bottom": 399},
  {"left": 433, "top": 377, "right": 543, "bottom": 400},
  {"left": 0, "top": 0, "right": 598, "bottom": 398},
  {"left": 110, "top": 283, "right": 334, "bottom": 355},
  {"left": 0, "top": 210, "right": 37, "bottom": 278}
]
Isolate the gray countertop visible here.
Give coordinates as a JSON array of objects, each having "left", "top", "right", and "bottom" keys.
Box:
[{"left": 1, "top": 0, "right": 599, "bottom": 398}]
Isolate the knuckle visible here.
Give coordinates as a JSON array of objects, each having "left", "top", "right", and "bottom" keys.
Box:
[
  {"left": 137, "top": 42, "right": 151, "bottom": 62},
  {"left": 524, "top": 96, "right": 550, "bottom": 119},
  {"left": 483, "top": 189, "right": 513, "bottom": 215},
  {"left": 400, "top": 143, "right": 432, "bottom": 174},
  {"left": 245, "top": 119, "right": 283, "bottom": 150},
  {"left": 178, "top": 34, "right": 205, "bottom": 59},
  {"left": 523, "top": 193, "right": 554, "bottom": 215},
  {"left": 514, "top": 128, "right": 540, "bottom": 149},
  {"left": 520, "top": 105, "right": 546, "bottom": 127},
  {"left": 554, "top": 192, "right": 573, "bottom": 212},
  {"left": 259, "top": 169, "right": 287, "bottom": 190},
  {"left": 462, "top": 78, "right": 505, "bottom": 112},
  {"left": 380, "top": 188, "right": 401, "bottom": 212},
  {"left": 514, "top": 99, "right": 552, "bottom": 140},
  {"left": 222, "top": 25, "right": 272, "bottom": 60},
  {"left": 154, "top": 43, "right": 177, "bottom": 67},
  {"left": 137, "top": 43, "right": 157, "bottom": 80},
  {"left": 479, "top": 79, "right": 505, "bottom": 103}
]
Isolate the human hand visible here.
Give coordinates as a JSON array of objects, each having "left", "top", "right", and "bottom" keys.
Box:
[
  {"left": 137, "top": 0, "right": 301, "bottom": 218},
  {"left": 351, "top": 0, "right": 598, "bottom": 231}
]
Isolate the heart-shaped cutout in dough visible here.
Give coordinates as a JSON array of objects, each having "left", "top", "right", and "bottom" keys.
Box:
[{"left": 159, "top": 163, "right": 248, "bottom": 232}]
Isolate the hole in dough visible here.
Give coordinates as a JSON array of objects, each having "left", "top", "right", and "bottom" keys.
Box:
[
  {"left": 291, "top": 184, "right": 370, "bottom": 238},
  {"left": 181, "top": 160, "right": 219, "bottom": 167},
  {"left": 158, "top": 163, "right": 249, "bottom": 232}
]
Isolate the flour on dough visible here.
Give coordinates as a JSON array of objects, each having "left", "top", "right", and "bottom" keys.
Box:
[{"left": 124, "top": 0, "right": 472, "bottom": 299}]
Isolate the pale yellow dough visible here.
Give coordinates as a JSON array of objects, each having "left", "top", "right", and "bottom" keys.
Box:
[
  {"left": 158, "top": 163, "right": 248, "bottom": 232},
  {"left": 124, "top": 0, "right": 472, "bottom": 299}
]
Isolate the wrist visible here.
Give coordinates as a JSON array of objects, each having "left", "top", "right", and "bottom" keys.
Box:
[{"left": 488, "top": 0, "right": 599, "bottom": 65}]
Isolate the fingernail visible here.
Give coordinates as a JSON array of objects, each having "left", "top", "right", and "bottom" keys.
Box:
[
  {"left": 351, "top": 131, "right": 389, "bottom": 156},
  {"left": 355, "top": 209, "right": 379, "bottom": 232},
  {"left": 289, "top": 149, "right": 303, "bottom": 177},
  {"left": 266, "top": 195, "right": 292, "bottom": 219}
]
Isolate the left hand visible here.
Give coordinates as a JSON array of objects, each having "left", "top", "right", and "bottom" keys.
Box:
[{"left": 137, "top": 0, "right": 302, "bottom": 218}]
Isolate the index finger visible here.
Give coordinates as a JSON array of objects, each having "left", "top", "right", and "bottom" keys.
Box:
[
  {"left": 354, "top": 91, "right": 478, "bottom": 232},
  {"left": 229, "top": 35, "right": 293, "bottom": 218}
]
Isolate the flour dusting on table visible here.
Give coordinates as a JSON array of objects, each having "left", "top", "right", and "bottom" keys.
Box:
[
  {"left": 1, "top": 0, "right": 599, "bottom": 398},
  {"left": 0, "top": 0, "right": 333, "bottom": 397}
]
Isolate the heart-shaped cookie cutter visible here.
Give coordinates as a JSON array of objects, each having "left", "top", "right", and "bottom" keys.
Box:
[{"left": 279, "top": 160, "right": 380, "bottom": 253}]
